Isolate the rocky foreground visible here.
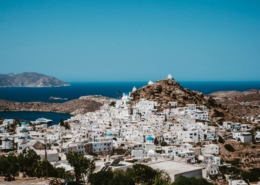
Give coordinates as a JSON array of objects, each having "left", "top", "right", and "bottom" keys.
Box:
[{"left": 0, "top": 96, "right": 110, "bottom": 115}]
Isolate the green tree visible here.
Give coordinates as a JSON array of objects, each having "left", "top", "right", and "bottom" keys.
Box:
[
  {"left": 154, "top": 137, "right": 159, "bottom": 145},
  {"left": 109, "top": 175, "right": 135, "bottom": 185},
  {"left": 38, "top": 159, "right": 58, "bottom": 178},
  {"left": 171, "top": 176, "right": 213, "bottom": 185},
  {"left": 242, "top": 169, "right": 260, "bottom": 182},
  {"left": 154, "top": 175, "right": 170, "bottom": 185},
  {"left": 60, "top": 119, "right": 65, "bottom": 127},
  {"left": 88, "top": 171, "right": 113, "bottom": 185},
  {"left": 218, "top": 136, "right": 225, "bottom": 143},
  {"left": 0, "top": 155, "right": 9, "bottom": 175},
  {"left": 109, "top": 101, "right": 116, "bottom": 107},
  {"left": 64, "top": 122, "right": 70, "bottom": 130},
  {"left": 154, "top": 170, "right": 171, "bottom": 185},
  {"left": 17, "top": 148, "right": 41, "bottom": 177},
  {"left": 66, "top": 151, "right": 95, "bottom": 182},
  {"left": 6, "top": 154, "right": 19, "bottom": 175},
  {"left": 55, "top": 167, "right": 75, "bottom": 180},
  {"left": 125, "top": 164, "right": 158, "bottom": 185}
]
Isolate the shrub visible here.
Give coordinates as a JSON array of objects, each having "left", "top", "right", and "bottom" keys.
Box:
[
  {"left": 109, "top": 101, "right": 116, "bottom": 107},
  {"left": 218, "top": 136, "right": 225, "bottom": 144},
  {"left": 224, "top": 144, "right": 235, "bottom": 152},
  {"left": 230, "top": 159, "right": 240, "bottom": 166},
  {"left": 172, "top": 176, "right": 213, "bottom": 185},
  {"left": 242, "top": 170, "right": 260, "bottom": 182},
  {"left": 161, "top": 141, "right": 168, "bottom": 146}
]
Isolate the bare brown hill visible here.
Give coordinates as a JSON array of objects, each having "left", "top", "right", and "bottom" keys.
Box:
[
  {"left": 129, "top": 78, "right": 240, "bottom": 122},
  {"left": 0, "top": 98, "right": 102, "bottom": 115},
  {"left": 210, "top": 89, "right": 260, "bottom": 117},
  {"left": 210, "top": 89, "right": 260, "bottom": 102}
]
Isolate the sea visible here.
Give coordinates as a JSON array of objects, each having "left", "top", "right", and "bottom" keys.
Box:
[{"left": 0, "top": 81, "right": 260, "bottom": 125}]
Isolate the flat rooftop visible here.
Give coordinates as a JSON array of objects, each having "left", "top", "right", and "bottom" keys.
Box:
[{"left": 147, "top": 160, "right": 204, "bottom": 180}]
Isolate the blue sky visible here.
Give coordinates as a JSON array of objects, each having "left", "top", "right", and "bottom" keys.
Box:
[{"left": 0, "top": 0, "right": 259, "bottom": 81}]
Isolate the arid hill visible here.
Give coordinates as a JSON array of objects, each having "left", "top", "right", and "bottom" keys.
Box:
[
  {"left": 210, "top": 89, "right": 260, "bottom": 103},
  {"left": 210, "top": 89, "right": 260, "bottom": 117},
  {"left": 129, "top": 78, "right": 240, "bottom": 122},
  {"left": 0, "top": 72, "right": 69, "bottom": 87},
  {"left": 0, "top": 97, "right": 103, "bottom": 115}
]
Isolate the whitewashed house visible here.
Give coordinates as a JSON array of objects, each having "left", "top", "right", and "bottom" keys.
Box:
[{"left": 233, "top": 132, "right": 252, "bottom": 143}]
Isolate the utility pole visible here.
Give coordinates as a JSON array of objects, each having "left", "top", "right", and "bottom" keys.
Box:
[{"left": 44, "top": 136, "right": 48, "bottom": 179}]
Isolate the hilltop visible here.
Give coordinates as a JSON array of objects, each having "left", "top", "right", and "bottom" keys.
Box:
[
  {"left": 130, "top": 77, "right": 242, "bottom": 122},
  {"left": 0, "top": 72, "right": 70, "bottom": 87}
]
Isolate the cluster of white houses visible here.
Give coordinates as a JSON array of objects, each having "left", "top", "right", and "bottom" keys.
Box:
[{"left": 0, "top": 75, "right": 257, "bottom": 183}]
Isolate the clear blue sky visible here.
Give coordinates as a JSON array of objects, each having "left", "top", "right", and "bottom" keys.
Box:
[{"left": 0, "top": 0, "right": 259, "bottom": 82}]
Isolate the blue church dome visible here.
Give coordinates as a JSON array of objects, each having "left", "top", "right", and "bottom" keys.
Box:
[
  {"left": 22, "top": 128, "right": 27, "bottom": 131},
  {"left": 106, "top": 133, "right": 113, "bottom": 137},
  {"left": 22, "top": 122, "right": 26, "bottom": 126},
  {"left": 146, "top": 135, "right": 154, "bottom": 141}
]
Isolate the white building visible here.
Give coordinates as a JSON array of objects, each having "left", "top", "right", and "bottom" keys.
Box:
[
  {"left": 201, "top": 144, "right": 219, "bottom": 155},
  {"left": 205, "top": 163, "right": 219, "bottom": 176},
  {"left": 233, "top": 132, "right": 252, "bottom": 143},
  {"left": 1, "top": 137, "right": 13, "bottom": 149}
]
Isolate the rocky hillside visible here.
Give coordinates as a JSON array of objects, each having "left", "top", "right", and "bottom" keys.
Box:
[
  {"left": 0, "top": 72, "right": 70, "bottom": 87},
  {"left": 130, "top": 78, "right": 241, "bottom": 122}
]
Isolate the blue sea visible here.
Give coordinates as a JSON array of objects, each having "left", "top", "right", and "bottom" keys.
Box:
[{"left": 0, "top": 81, "right": 260, "bottom": 124}]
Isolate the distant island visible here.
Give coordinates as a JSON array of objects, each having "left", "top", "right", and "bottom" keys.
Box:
[{"left": 0, "top": 72, "right": 70, "bottom": 87}]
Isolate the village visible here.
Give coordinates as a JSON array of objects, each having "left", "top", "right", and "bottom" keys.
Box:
[{"left": 0, "top": 75, "right": 260, "bottom": 185}]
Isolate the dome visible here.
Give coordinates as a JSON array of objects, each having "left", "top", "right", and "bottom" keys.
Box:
[
  {"left": 148, "top": 80, "right": 154, "bottom": 85},
  {"left": 106, "top": 133, "right": 113, "bottom": 137},
  {"left": 132, "top": 86, "right": 137, "bottom": 92},
  {"left": 22, "top": 128, "right": 27, "bottom": 131},
  {"left": 22, "top": 122, "right": 26, "bottom": 126},
  {"left": 146, "top": 135, "right": 154, "bottom": 141},
  {"left": 167, "top": 74, "right": 172, "bottom": 79}
]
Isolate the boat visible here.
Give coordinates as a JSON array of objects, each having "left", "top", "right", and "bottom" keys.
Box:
[
  {"left": 49, "top": 96, "right": 68, "bottom": 100},
  {"left": 31, "top": 118, "right": 52, "bottom": 125}
]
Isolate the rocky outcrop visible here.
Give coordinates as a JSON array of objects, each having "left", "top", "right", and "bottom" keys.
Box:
[
  {"left": 0, "top": 98, "right": 103, "bottom": 115},
  {"left": 0, "top": 72, "right": 70, "bottom": 87}
]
